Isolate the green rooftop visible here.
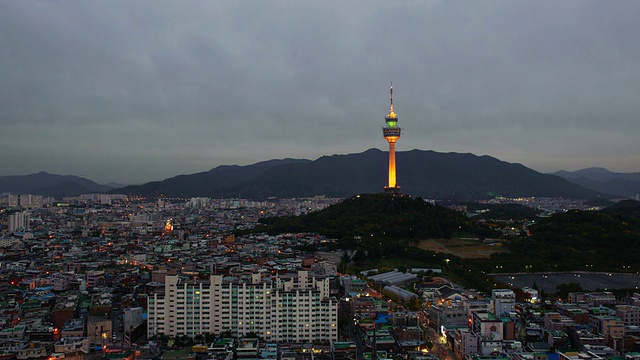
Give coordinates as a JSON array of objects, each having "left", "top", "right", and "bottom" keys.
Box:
[
  {"left": 162, "top": 348, "right": 195, "bottom": 360},
  {"left": 104, "top": 350, "right": 133, "bottom": 359},
  {"left": 333, "top": 342, "right": 356, "bottom": 349}
]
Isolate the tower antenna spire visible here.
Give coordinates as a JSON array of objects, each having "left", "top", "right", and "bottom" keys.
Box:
[
  {"left": 387, "top": 82, "right": 396, "bottom": 119},
  {"left": 390, "top": 82, "right": 394, "bottom": 114}
]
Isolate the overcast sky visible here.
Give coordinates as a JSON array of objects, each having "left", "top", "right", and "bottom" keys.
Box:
[{"left": 1, "top": 1, "right": 639, "bottom": 184}]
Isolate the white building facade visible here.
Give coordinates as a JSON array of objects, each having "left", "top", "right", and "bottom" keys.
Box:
[
  {"left": 123, "top": 307, "right": 145, "bottom": 334},
  {"left": 147, "top": 271, "right": 338, "bottom": 342},
  {"left": 491, "top": 289, "right": 515, "bottom": 316},
  {"left": 8, "top": 211, "right": 30, "bottom": 232}
]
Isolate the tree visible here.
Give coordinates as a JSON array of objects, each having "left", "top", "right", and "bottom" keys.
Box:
[
  {"left": 556, "top": 282, "right": 583, "bottom": 300},
  {"left": 204, "top": 333, "right": 216, "bottom": 343},
  {"left": 338, "top": 251, "right": 349, "bottom": 273},
  {"left": 352, "top": 250, "right": 367, "bottom": 265},
  {"left": 425, "top": 339, "right": 433, "bottom": 350}
]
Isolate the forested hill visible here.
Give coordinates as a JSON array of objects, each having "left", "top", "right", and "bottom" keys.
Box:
[
  {"left": 253, "top": 193, "right": 469, "bottom": 241},
  {"left": 483, "top": 200, "right": 640, "bottom": 271}
]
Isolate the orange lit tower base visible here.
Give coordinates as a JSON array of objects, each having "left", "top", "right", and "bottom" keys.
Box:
[{"left": 383, "top": 85, "right": 401, "bottom": 194}]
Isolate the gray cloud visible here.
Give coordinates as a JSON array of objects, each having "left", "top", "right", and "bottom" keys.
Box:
[{"left": 1, "top": 1, "right": 639, "bottom": 184}]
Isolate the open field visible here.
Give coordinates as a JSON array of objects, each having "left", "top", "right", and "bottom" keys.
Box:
[{"left": 417, "top": 238, "right": 507, "bottom": 259}]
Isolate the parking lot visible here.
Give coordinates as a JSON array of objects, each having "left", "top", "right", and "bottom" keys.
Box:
[{"left": 491, "top": 272, "right": 640, "bottom": 293}]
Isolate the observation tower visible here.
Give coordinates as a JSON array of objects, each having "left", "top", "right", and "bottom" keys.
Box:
[{"left": 383, "top": 84, "right": 401, "bottom": 193}]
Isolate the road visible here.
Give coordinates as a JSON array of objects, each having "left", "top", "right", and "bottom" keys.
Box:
[
  {"left": 345, "top": 283, "right": 460, "bottom": 360},
  {"left": 423, "top": 325, "right": 457, "bottom": 360},
  {"left": 111, "top": 306, "right": 123, "bottom": 345},
  {"left": 341, "top": 298, "right": 365, "bottom": 359}
]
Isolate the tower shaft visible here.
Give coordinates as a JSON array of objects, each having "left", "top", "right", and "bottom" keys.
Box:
[{"left": 388, "top": 142, "right": 396, "bottom": 188}]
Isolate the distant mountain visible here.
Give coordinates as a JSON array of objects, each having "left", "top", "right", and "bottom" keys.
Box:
[
  {"left": 554, "top": 167, "right": 640, "bottom": 182},
  {"left": 114, "top": 149, "right": 603, "bottom": 201},
  {"left": 553, "top": 168, "right": 640, "bottom": 198},
  {"left": 105, "top": 182, "right": 129, "bottom": 189},
  {"left": 112, "top": 158, "right": 311, "bottom": 197},
  {"left": 0, "top": 172, "right": 113, "bottom": 198}
]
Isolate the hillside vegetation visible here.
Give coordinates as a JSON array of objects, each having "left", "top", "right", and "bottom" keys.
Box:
[
  {"left": 253, "top": 194, "right": 640, "bottom": 276},
  {"left": 478, "top": 200, "right": 640, "bottom": 272},
  {"left": 255, "top": 193, "right": 469, "bottom": 242}
]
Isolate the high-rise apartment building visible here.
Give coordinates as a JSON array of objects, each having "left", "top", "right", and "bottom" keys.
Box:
[
  {"left": 8, "top": 194, "right": 43, "bottom": 209},
  {"left": 147, "top": 270, "right": 338, "bottom": 342},
  {"left": 8, "top": 211, "right": 30, "bottom": 232}
]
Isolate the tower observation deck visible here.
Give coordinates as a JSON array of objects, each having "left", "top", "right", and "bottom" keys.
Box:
[{"left": 383, "top": 84, "right": 401, "bottom": 193}]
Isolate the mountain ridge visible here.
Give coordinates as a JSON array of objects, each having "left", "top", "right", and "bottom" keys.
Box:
[
  {"left": 552, "top": 168, "right": 640, "bottom": 198},
  {"left": 3, "top": 151, "right": 620, "bottom": 201},
  {"left": 0, "top": 172, "right": 113, "bottom": 198},
  {"left": 112, "top": 149, "right": 603, "bottom": 201}
]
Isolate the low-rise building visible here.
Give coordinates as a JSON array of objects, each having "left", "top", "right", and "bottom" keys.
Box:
[
  {"left": 428, "top": 300, "right": 467, "bottom": 330},
  {"left": 616, "top": 305, "right": 640, "bottom": 326},
  {"left": 54, "top": 337, "right": 90, "bottom": 354},
  {"left": 491, "top": 289, "right": 515, "bottom": 316},
  {"left": 16, "top": 341, "right": 53, "bottom": 360},
  {"left": 453, "top": 327, "right": 479, "bottom": 358},
  {"left": 123, "top": 307, "right": 145, "bottom": 334}
]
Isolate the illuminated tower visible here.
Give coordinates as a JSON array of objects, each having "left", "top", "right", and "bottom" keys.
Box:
[{"left": 383, "top": 84, "right": 401, "bottom": 193}]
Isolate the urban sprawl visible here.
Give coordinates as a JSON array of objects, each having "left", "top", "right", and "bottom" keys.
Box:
[{"left": 0, "top": 193, "right": 638, "bottom": 360}]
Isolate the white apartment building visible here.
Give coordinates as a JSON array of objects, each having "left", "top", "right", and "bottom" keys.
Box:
[
  {"left": 8, "top": 211, "right": 30, "bottom": 232},
  {"left": 8, "top": 195, "right": 44, "bottom": 209},
  {"left": 187, "top": 197, "right": 210, "bottom": 208},
  {"left": 147, "top": 270, "right": 338, "bottom": 342}
]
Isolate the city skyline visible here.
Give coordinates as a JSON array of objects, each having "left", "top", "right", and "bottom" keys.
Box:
[{"left": 2, "top": 1, "right": 640, "bottom": 184}]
